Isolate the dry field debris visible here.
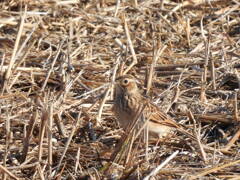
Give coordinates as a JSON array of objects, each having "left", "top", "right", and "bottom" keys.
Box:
[{"left": 0, "top": 0, "right": 240, "bottom": 179}]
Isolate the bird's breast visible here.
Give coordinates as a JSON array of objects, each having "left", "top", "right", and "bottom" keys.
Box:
[{"left": 113, "top": 92, "right": 141, "bottom": 129}]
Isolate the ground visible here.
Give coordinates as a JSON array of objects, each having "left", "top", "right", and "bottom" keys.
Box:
[{"left": 0, "top": 0, "right": 240, "bottom": 179}]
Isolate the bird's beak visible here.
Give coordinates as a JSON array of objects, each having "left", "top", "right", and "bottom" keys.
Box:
[
  {"left": 134, "top": 78, "right": 141, "bottom": 85},
  {"left": 113, "top": 81, "right": 118, "bottom": 85}
]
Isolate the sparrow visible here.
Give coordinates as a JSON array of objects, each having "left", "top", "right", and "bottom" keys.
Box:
[{"left": 113, "top": 74, "right": 179, "bottom": 137}]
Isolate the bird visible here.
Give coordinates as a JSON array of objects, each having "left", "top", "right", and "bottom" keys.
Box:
[{"left": 113, "top": 74, "right": 180, "bottom": 138}]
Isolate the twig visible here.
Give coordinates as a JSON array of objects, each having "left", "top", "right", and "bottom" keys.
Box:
[
  {"left": 103, "top": 105, "right": 146, "bottom": 173},
  {"left": 122, "top": 15, "right": 138, "bottom": 74},
  {"left": 41, "top": 40, "right": 64, "bottom": 92},
  {"left": 114, "top": 38, "right": 127, "bottom": 51},
  {"left": 21, "top": 108, "right": 38, "bottom": 163},
  {"left": 186, "top": 17, "right": 191, "bottom": 48},
  {"left": 210, "top": 56, "right": 216, "bottom": 90},
  {"left": 143, "top": 150, "right": 179, "bottom": 180},
  {"left": 233, "top": 90, "right": 239, "bottom": 121},
  {"left": 189, "top": 159, "right": 240, "bottom": 179},
  {"left": 48, "top": 103, "right": 53, "bottom": 178},
  {"left": 38, "top": 104, "right": 48, "bottom": 161},
  {"left": 96, "top": 87, "right": 111, "bottom": 126},
  {"left": 114, "top": 0, "right": 121, "bottom": 17},
  {"left": 200, "top": 16, "right": 210, "bottom": 103},
  {"left": 222, "top": 127, "right": 240, "bottom": 151},
  {"left": 145, "top": 62, "right": 205, "bottom": 71},
  {"left": 12, "top": 39, "right": 37, "bottom": 75},
  {"left": 188, "top": 111, "right": 207, "bottom": 162},
  {"left": 146, "top": 45, "right": 167, "bottom": 95},
  {"left": 4, "top": 6, "right": 27, "bottom": 90},
  {"left": 165, "top": 68, "right": 185, "bottom": 113},
  {"left": 0, "top": 165, "right": 19, "bottom": 180},
  {"left": 56, "top": 112, "right": 82, "bottom": 171}
]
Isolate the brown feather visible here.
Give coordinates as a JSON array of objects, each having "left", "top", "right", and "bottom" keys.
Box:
[{"left": 113, "top": 75, "right": 179, "bottom": 137}]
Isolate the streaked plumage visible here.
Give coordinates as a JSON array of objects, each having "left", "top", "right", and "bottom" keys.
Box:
[{"left": 113, "top": 75, "right": 179, "bottom": 137}]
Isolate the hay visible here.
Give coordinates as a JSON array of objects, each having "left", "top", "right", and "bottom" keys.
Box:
[{"left": 0, "top": 0, "right": 240, "bottom": 179}]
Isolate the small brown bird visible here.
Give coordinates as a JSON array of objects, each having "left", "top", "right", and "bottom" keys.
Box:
[{"left": 113, "top": 74, "right": 180, "bottom": 137}]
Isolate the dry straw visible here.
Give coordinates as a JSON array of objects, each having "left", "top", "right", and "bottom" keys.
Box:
[{"left": 0, "top": 0, "right": 240, "bottom": 179}]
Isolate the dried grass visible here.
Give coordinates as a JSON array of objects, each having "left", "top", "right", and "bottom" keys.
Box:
[{"left": 0, "top": 0, "right": 240, "bottom": 179}]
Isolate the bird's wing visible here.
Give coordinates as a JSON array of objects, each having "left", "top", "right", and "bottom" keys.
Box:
[
  {"left": 143, "top": 100, "right": 179, "bottom": 128},
  {"left": 142, "top": 99, "right": 196, "bottom": 139}
]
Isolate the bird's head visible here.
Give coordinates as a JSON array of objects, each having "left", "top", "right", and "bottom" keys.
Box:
[{"left": 115, "top": 75, "right": 139, "bottom": 94}]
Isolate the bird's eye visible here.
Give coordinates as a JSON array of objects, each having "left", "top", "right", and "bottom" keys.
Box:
[{"left": 122, "top": 79, "right": 129, "bottom": 85}]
